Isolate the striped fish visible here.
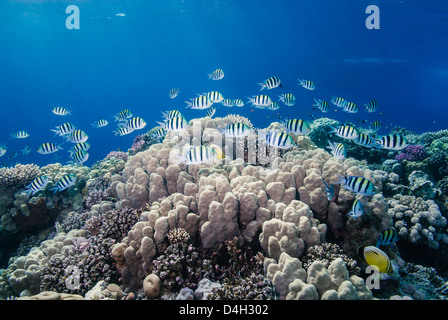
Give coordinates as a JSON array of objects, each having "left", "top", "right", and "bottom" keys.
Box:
[
  {"left": 327, "top": 140, "right": 346, "bottom": 159},
  {"left": 51, "top": 122, "right": 76, "bottom": 136},
  {"left": 224, "top": 122, "right": 253, "bottom": 138},
  {"left": 354, "top": 133, "right": 380, "bottom": 148},
  {"left": 364, "top": 99, "right": 378, "bottom": 112},
  {"left": 284, "top": 119, "right": 311, "bottom": 135},
  {"left": 342, "top": 101, "right": 359, "bottom": 113},
  {"left": 205, "top": 106, "right": 216, "bottom": 118},
  {"left": 92, "top": 119, "right": 109, "bottom": 128},
  {"left": 52, "top": 107, "right": 71, "bottom": 116},
  {"left": 348, "top": 198, "right": 365, "bottom": 218},
  {"left": 331, "top": 96, "right": 345, "bottom": 107},
  {"left": 298, "top": 79, "right": 315, "bottom": 90},
  {"left": 370, "top": 121, "right": 382, "bottom": 131},
  {"left": 114, "top": 109, "right": 133, "bottom": 122},
  {"left": 125, "top": 117, "right": 147, "bottom": 130},
  {"left": 259, "top": 76, "right": 282, "bottom": 91},
  {"left": 313, "top": 99, "right": 329, "bottom": 113},
  {"left": 151, "top": 127, "right": 167, "bottom": 140},
  {"left": 323, "top": 179, "right": 335, "bottom": 201},
  {"left": 23, "top": 176, "right": 50, "bottom": 197},
  {"left": 185, "top": 95, "right": 214, "bottom": 110},
  {"left": 262, "top": 131, "right": 295, "bottom": 149},
  {"left": 233, "top": 99, "right": 244, "bottom": 107},
  {"left": 0, "top": 146, "right": 6, "bottom": 157},
  {"left": 222, "top": 99, "right": 234, "bottom": 107},
  {"left": 162, "top": 110, "right": 183, "bottom": 120},
  {"left": 69, "top": 142, "right": 91, "bottom": 156},
  {"left": 358, "top": 245, "right": 393, "bottom": 274},
  {"left": 331, "top": 125, "right": 358, "bottom": 140},
  {"left": 184, "top": 145, "right": 220, "bottom": 164},
  {"left": 375, "top": 134, "right": 408, "bottom": 150},
  {"left": 205, "top": 91, "right": 224, "bottom": 103},
  {"left": 376, "top": 228, "right": 399, "bottom": 247},
  {"left": 66, "top": 130, "right": 89, "bottom": 143},
  {"left": 70, "top": 150, "right": 89, "bottom": 165},
  {"left": 334, "top": 174, "right": 376, "bottom": 196},
  {"left": 158, "top": 116, "right": 188, "bottom": 132},
  {"left": 10, "top": 131, "right": 29, "bottom": 139},
  {"left": 169, "top": 87, "right": 180, "bottom": 99},
  {"left": 248, "top": 95, "right": 272, "bottom": 107},
  {"left": 49, "top": 174, "right": 77, "bottom": 193},
  {"left": 37, "top": 143, "right": 63, "bottom": 154},
  {"left": 266, "top": 102, "right": 280, "bottom": 111},
  {"left": 208, "top": 68, "right": 224, "bottom": 80},
  {"left": 114, "top": 126, "right": 135, "bottom": 136},
  {"left": 278, "top": 93, "right": 296, "bottom": 106}
]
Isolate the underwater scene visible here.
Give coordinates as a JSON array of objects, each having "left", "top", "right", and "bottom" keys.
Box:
[{"left": 0, "top": 0, "right": 447, "bottom": 303}]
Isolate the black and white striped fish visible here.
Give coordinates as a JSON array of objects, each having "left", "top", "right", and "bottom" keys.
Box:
[
  {"left": 222, "top": 99, "right": 234, "bottom": 107},
  {"left": 125, "top": 117, "right": 147, "bottom": 130},
  {"left": 375, "top": 134, "right": 408, "bottom": 150},
  {"left": 23, "top": 176, "right": 50, "bottom": 197},
  {"left": 298, "top": 79, "right": 315, "bottom": 90},
  {"left": 114, "top": 126, "right": 135, "bottom": 136},
  {"left": 330, "top": 125, "right": 358, "bottom": 140},
  {"left": 171, "top": 145, "right": 224, "bottom": 165},
  {"left": 10, "top": 130, "right": 29, "bottom": 139},
  {"left": 260, "top": 131, "right": 295, "bottom": 149},
  {"left": 342, "top": 101, "right": 359, "bottom": 113},
  {"left": 334, "top": 175, "right": 376, "bottom": 196},
  {"left": 151, "top": 127, "right": 167, "bottom": 140},
  {"left": 114, "top": 109, "right": 133, "bottom": 122},
  {"left": 204, "top": 91, "right": 224, "bottom": 103},
  {"left": 370, "top": 121, "right": 382, "bottom": 131},
  {"left": 224, "top": 122, "right": 253, "bottom": 138},
  {"left": 66, "top": 130, "right": 89, "bottom": 143},
  {"left": 354, "top": 133, "right": 380, "bottom": 148},
  {"left": 259, "top": 76, "right": 282, "bottom": 91},
  {"left": 37, "top": 142, "right": 63, "bottom": 154},
  {"left": 248, "top": 95, "right": 272, "bottom": 107},
  {"left": 185, "top": 95, "right": 213, "bottom": 110},
  {"left": 233, "top": 99, "right": 244, "bottom": 107},
  {"left": 92, "top": 119, "right": 109, "bottom": 128},
  {"left": 69, "top": 149, "right": 89, "bottom": 165},
  {"left": 364, "top": 99, "right": 378, "bottom": 113},
  {"left": 52, "top": 107, "right": 71, "bottom": 116},
  {"left": 327, "top": 140, "right": 346, "bottom": 159},
  {"left": 313, "top": 99, "right": 330, "bottom": 113},
  {"left": 205, "top": 106, "right": 216, "bottom": 118},
  {"left": 51, "top": 122, "right": 76, "bottom": 136},
  {"left": 266, "top": 102, "right": 280, "bottom": 111},
  {"left": 157, "top": 116, "right": 189, "bottom": 132},
  {"left": 49, "top": 174, "right": 77, "bottom": 193},
  {"left": 278, "top": 93, "right": 296, "bottom": 106},
  {"left": 208, "top": 68, "right": 224, "bottom": 80},
  {"left": 169, "top": 87, "right": 180, "bottom": 99},
  {"left": 331, "top": 96, "right": 345, "bottom": 107},
  {"left": 162, "top": 110, "right": 183, "bottom": 120},
  {"left": 284, "top": 119, "right": 311, "bottom": 135},
  {"left": 69, "top": 142, "right": 91, "bottom": 156}
]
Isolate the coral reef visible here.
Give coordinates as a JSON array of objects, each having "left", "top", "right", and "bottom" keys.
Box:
[{"left": 0, "top": 164, "right": 41, "bottom": 190}]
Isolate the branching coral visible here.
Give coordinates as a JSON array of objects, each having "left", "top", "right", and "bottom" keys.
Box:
[{"left": 0, "top": 164, "right": 41, "bottom": 189}]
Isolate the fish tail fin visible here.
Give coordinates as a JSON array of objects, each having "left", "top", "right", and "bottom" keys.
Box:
[
  {"left": 333, "top": 174, "right": 347, "bottom": 185},
  {"left": 185, "top": 100, "right": 192, "bottom": 109},
  {"left": 258, "top": 83, "right": 266, "bottom": 91}
]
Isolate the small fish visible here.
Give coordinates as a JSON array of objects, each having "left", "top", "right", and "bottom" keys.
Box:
[
  {"left": 92, "top": 119, "right": 109, "bottom": 128},
  {"left": 0, "top": 146, "right": 7, "bottom": 157},
  {"left": 298, "top": 79, "right": 315, "bottom": 90},
  {"left": 323, "top": 179, "right": 335, "bottom": 201},
  {"left": 370, "top": 120, "right": 382, "bottom": 131},
  {"left": 37, "top": 143, "right": 63, "bottom": 154},
  {"left": 21, "top": 146, "right": 31, "bottom": 155},
  {"left": 330, "top": 125, "right": 359, "bottom": 140},
  {"left": 8, "top": 151, "right": 17, "bottom": 159},
  {"left": 222, "top": 99, "right": 234, "bottom": 107},
  {"left": 208, "top": 68, "right": 224, "bottom": 80},
  {"left": 375, "top": 134, "right": 408, "bottom": 150},
  {"left": 114, "top": 109, "right": 133, "bottom": 122},
  {"left": 125, "top": 117, "right": 147, "bottom": 130},
  {"left": 114, "top": 126, "right": 135, "bottom": 136},
  {"left": 23, "top": 176, "right": 50, "bottom": 197},
  {"left": 157, "top": 116, "right": 188, "bottom": 132},
  {"left": 171, "top": 145, "right": 223, "bottom": 165},
  {"left": 260, "top": 130, "right": 295, "bottom": 149},
  {"left": 185, "top": 95, "right": 214, "bottom": 110},
  {"left": 284, "top": 119, "right": 311, "bottom": 135},
  {"left": 354, "top": 133, "right": 380, "bottom": 148},
  {"left": 51, "top": 122, "right": 76, "bottom": 136},
  {"left": 364, "top": 99, "right": 378, "bottom": 113},
  {"left": 223, "top": 122, "right": 253, "bottom": 138},
  {"left": 151, "top": 127, "right": 167, "bottom": 140},
  {"left": 52, "top": 107, "right": 71, "bottom": 116},
  {"left": 313, "top": 99, "right": 329, "bottom": 113},
  {"left": 358, "top": 245, "right": 393, "bottom": 274},
  {"left": 162, "top": 110, "right": 183, "bottom": 120},
  {"left": 206, "top": 106, "right": 216, "bottom": 118},
  {"left": 327, "top": 140, "right": 346, "bottom": 159},
  {"left": 232, "top": 99, "right": 244, "bottom": 107},
  {"left": 69, "top": 142, "right": 91, "bottom": 156},
  {"left": 376, "top": 228, "right": 400, "bottom": 247},
  {"left": 331, "top": 97, "right": 345, "bottom": 107},
  {"left": 334, "top": 174, "right": 376, "bottom": 196},
  {"left": 278, "top": 93, "right": 296, "bottom": 106},
  {"left": 69, "top": 149, "right": 89, "bottom": 165},
  {"left": 342, "top": 101, "right": 359, "bottom": 113},
  {"left": 248, "top": 95, "right": 272, "bottom": 107},
  {"left": 266, "top": 102, "right": 280, "bottom": 111},
  {"left": 66, "top": 130, "right": 89, "bottom": 143},
  {"left": 169, "top": 87, "right": 180, "bottom": 99},
  {"left": 259, "top": 76, "right": 282, "bottom": 91},
  {"left": 10, "top": 131, "right": 29, "bottom": 139},
  {"left": 348, "top": 198, "right": 365, "bottom": 218},
  {"left": 205, "top": 91, "right": 224, "bottom": 103},
  {"left": 49, "top": 174, "right": 77, "bottom": 193}
]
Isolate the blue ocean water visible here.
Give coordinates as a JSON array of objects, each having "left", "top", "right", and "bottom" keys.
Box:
[{"left": 0, "top": 0, "right": 447, "bottom": 167}]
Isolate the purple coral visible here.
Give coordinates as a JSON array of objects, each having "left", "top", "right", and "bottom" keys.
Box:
[
  {"left": 106, "top": 150, "right": 129, "bottom": 161},
  {"left": 395, "top": 144, "right": 429, "bottom": 162},
  {"left": 128, "top": 134, "right": 146, "bottom": 155}
]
